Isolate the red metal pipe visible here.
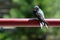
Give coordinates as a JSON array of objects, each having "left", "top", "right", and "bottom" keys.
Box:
[{"left": 0, "top": 18, "right": 60, "bottom": 27}]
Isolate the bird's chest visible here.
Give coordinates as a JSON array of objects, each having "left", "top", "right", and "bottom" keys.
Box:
[
  {"left": 36, "top": 12, "right": 41, "bottom": 15},
  {"left": 34, "top": 12, "right": 41, "bottom": 17}
]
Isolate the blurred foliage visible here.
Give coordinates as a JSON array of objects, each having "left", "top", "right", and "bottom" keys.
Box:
[
  {"left": 6, "top": 0, "right": 60, "bottom": 18},
  {"left": 0, "top": 0, "right": 60, "bottom": 40}
]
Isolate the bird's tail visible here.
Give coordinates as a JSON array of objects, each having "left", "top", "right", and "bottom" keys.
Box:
[{"left": 40, "top": 21, "right": 48, "bottom": 29}]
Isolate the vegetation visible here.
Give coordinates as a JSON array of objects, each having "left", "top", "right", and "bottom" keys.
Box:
[{"left": 0, "top": 0, "right": 60, "bottom": 40}]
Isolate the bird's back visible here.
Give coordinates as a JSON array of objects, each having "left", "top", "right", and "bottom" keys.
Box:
[{"left": 37, "top": 8, "right": 45, "bottom": 19}]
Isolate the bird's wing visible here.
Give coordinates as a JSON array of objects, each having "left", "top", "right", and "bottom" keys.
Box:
[{"left": 37, "top": 11, "right": 45, "bottom": 19}]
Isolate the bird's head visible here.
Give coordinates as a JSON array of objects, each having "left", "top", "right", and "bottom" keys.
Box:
[{"left": 33, "top": 5, "right": 39, "bottom": 12}]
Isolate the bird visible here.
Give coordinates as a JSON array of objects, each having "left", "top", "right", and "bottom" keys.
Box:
[{"left": 33, "top": 5, "right": 48, "bottom": 29}]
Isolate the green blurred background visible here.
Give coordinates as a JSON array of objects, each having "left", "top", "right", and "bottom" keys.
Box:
[
  {"left": 0, "top": 0, "right": 60, "bottom": 40},
  {"left": 2, "top": 0, "right": 60, "bottom": 18}
]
